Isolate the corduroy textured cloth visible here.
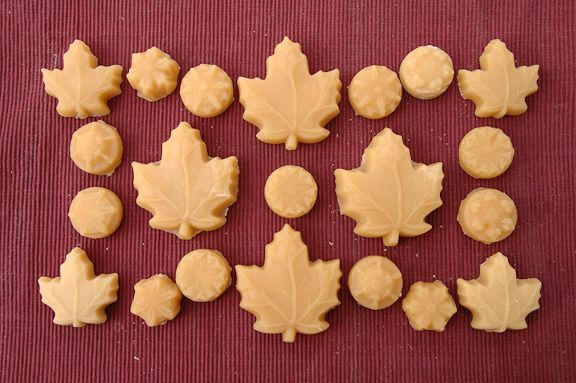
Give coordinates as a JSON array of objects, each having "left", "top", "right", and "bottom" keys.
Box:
[{"left": 1, "top": 0, "right": 575, "bottom": 381}]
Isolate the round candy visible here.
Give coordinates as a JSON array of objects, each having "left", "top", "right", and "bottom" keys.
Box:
[
  {"left": 457, "top": 188, "right": 517, "bottom": 244},
  {"left": 459, "top": 126, "right": 514, "bottom": 179},
  {"left": 127, "top": 47, "right": 180, "bottom": 102},
  {"left": 348, "top": 65, "right": 402, "bottom": 119},
  {"left": 399, "top": 45, "right": 454, "bottom": 100},
  {"left": 264, "top": 165, "right": 318, "bottom": 218},
  {"left": 70, "top": 121, "right": 123, "bottom": 176},
  {"left": 68, "top": 187, "right": 123, "bottom": 239},
  {"left": 348, "top": 255, "right": 403, "bottom": 310},
  {"left": 180, "top": 64, "right": 234, "bottom": 117},
  {"left": 175, "top": 249, "right": 232, "bottom": 302}
]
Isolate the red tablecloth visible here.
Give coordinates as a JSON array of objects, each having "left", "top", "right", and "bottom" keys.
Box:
[{"left": 1, "top": 0, "right": 575, "bottom": 381}]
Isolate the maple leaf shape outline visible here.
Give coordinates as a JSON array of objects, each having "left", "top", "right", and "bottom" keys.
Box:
[
  {"left": 41, "top": 40, "right": 123, "bottom": 118},
  {"left": 235, "top": 224, "right": 342, "bottom": 342},
  {"left": 132, "top": 122, "right": 239, "bottom": 239},
  {"left": 457, "top": 252, "right": 541, "bottom": 332},
  {"left": 458, "top": 39, "right": 539, "bottom": 119},
  {"left": 238, "top": 37, "right": 341, "bottom": 150},
  {"left": 38, "top": 247, "right": 119, "bottom": 327},
  {"left": 335, "top": 128, "right": 444, "bottom": 246}
]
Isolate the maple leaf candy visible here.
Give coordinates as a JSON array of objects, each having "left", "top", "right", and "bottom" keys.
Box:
[
  {"left": 38, "top": 247, "right": 119, "bottom": 327},
  {"left": 457, "top": 252, "right": 541, "bottom": 332},
  {"left": 235, "top": 224, "right": 342, "bottom": 342},
  {"left": 41, "top": 40, "right": 123, "bottom": 118},
  {"left": 132, "top": 122, "right": 239, "bottom": 239},
  {"left": 238, "top": 37, "right": 341, "bottom": 150},
  {"left": 458, "top": 39, "right": 539, "bottom": 118},
  {"left": 335, "top": 128, "right": 444, "bottom": 246}
]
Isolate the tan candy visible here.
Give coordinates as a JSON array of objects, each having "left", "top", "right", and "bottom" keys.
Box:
[
  {"left": 130, "top": 274, "right": 182, "bottom": 327},
  {"left": 458, "top": 188, "right": 517, "bottom": 244},
  {"left": 348, "top": 65, "right": 402, "bottom": 119},
  {"left": 70, "top": 120, "right": 123, "bottom": 176},
  {"left": 457, "top": 252, "right": 541, "bottom": 332},
  {"left": 399, "top": 46, "right": 454, "bottom": 100},
  {"left": 180, "top": 64, "right": 234, "bottom": 117},
  {"left": 41, "top": 40, "right": 122, "bottom": 118},
  {"left": 348, "top": 256, "right": 402, "bottom": 310},
  {"left": 459, "top": 126, "right": 514, "bottom": 179},
  {"left": 264, "top": 165, "right": 318, "bottom": 218},
  {"left": 38, "top": 247, "right": 119, "bottom": 327},
  {"left": 68, "top": 187, "right": 123, "bottom": 239},
  {"left": 127, "top": 47, "right": 180, "bottom": 102},
  {"left": 402, "top": 281, "right": 456, "bottom": 331},
  {"left": 458, "top": 39, "right": 539, "bottom": 118},
  {"left": 176, "top": 249, "right": 232, "bottom": 302}
]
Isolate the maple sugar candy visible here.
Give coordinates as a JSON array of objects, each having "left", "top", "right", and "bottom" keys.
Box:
[
  {"left": 132, "top": 122, "right": 239, "bottom": 239},
  {"left": 41, "top": 40, "right": 122, "bottom": 118},
  {"left": 335, "top": 128, "right": 443, "bottom": 246},
  {"left": 236, "top": 224, "right": 341, "bottom": 342}
]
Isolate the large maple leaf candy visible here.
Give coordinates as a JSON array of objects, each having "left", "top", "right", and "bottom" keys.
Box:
[
  {"left": 38, "top": 247, "right": 119, "bottom": 327},
  {"left": 236, "top": 224, "right": 342, "bottom": 342},
  {"left": 132, "top": 122, "right": 239, "bottom": 239},
  {"left": 457, "top": 252, "right": 542, "bottom": 332},
  {"left": 237, "top": 37, "right": 341, "bottom": 150},
  {"left": 458, "top": 39, "right": 539, "bottom": 118},
  {"left": 41, "top": 40, "right": 123, "bottom": 118},
  {"left": 335, "top": 128, "right": 444, "bottom": 246}
]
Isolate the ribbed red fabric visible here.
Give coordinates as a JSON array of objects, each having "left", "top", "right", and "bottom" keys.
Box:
[{"left": 1, "top": 0, "right": 575, "bottom": 381}]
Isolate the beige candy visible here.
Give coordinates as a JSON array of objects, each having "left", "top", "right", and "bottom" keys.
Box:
[
  {"left": 176, "top": 249, "right": 232, "bottom": 302},
  {"left": 457, "top": 252, "right": 541, "bottom": 332},
  {"left": 458, "top": 188, "right": 517, "bottom": 244},
  {"left": 402, "top": 281, "right": 457, "bottom": 331},
  {"left": 236, "top": 224, "right": 341, "bottom": 342},
  {"left": 38, "top": 247, "right": 119, "bottom": 327},
  {"left": 68, "top": 187, "right": 123, "bottom": 239},
  {"left": 348, "top": 65, "right": 402, "bottom": 119},
  {"left": 70, "top": 120, "right": 123, "bottom": 176},
  {"left": 180, "top": 64, "right": 234, "bottom": 117},
  {"left": 348, "top": 256, "right": 402, "bottom": 310},
  {"left": 130, "top": 274, "right": 182, "bottom": 327},
  {"left": 459, "top": 126, "right": 514, "bottom": 179},
  {"left": 335, "top": 128, "right": 444, "bottom": 246},
  {"left": 41, "top": 40, "right": 122, "bottom": 118},
  {"left": 264, "top": 165, "right": 318, "bottom": 219},
  {"left": 458, "top": 39, "right": 539, "bottom": 118},
  {"left": 399, "top": 45, "right": 454, "bottom": 100},
  {"left": 127, "top": 46, "right": 180, "bottom": 102},
  {"left": 238, "top": 37, "right": 341, "bottom": 150},
  {"left": 132, "top": 122, "right": 239, "bottom": 239}
]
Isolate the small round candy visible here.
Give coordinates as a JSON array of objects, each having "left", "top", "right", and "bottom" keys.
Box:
[
  {"left": 175, "top": 249, "right": 232, "bottom": 302},
  {"left": 127, "top": 47, "right": 180, "bottom": 102},
  {"left": 348, "top": 65, "right": 402, "bottom": 119},
  {"left": 264, "top": 165, "right": 318, "bottom": 218},
  {"left": 348, "top": 255, "right": 403, "bottom": 310},
  {"left": 70, "top": 121, "right": 123, "bottom": 176},
  {"left": 457, "top": 188, "right": 517, "bottom": 244},
  {"left": 180, "top": 64, "right": 234, "bottom": 117},
  {"left": 399, "top": 45, "right": 454, "bottom": 100},
  {"left": 68, "top": 187, "right": 123, "bottom": 239},
  {"left": 459, "top": 126, "right": 514, "bottom": 179}
]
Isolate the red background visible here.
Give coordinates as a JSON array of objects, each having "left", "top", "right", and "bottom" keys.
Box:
[{"left": 1, "top": 0, "right": 575, "bottom": 381}]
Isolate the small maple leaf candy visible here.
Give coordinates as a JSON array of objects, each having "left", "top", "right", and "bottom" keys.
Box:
[
  {"left": 402, "top": 281, "right": 457, "bottom": 331},
  {"left": 235, "top": 224, "right": 342, "bottom": 342},
  {"left": 132, "top": 122, "right": 239, "bottom": 239},
  {"left": 41, "top": 40, "right": 123, "bottom": 118},
  {"left": 458, "top": 39, "right": 539, "bottom": 118},
  {"left": 335, "top": 128, "right": 444, "bottom": 246},
  {"left": 457, "top": 252, "right": 542, "bottom": 332},
  {"left": 130, "top": 274, "right": 182, "bottom": 327},
  {"left": 238, "top": 37, "right": 342, "bottom": 150},
  {"left": 127, "top": 47, "right": 180, "bottom": 102},
  {"left": 38, "top": 247, "right": 119, "bottom": 327}
]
